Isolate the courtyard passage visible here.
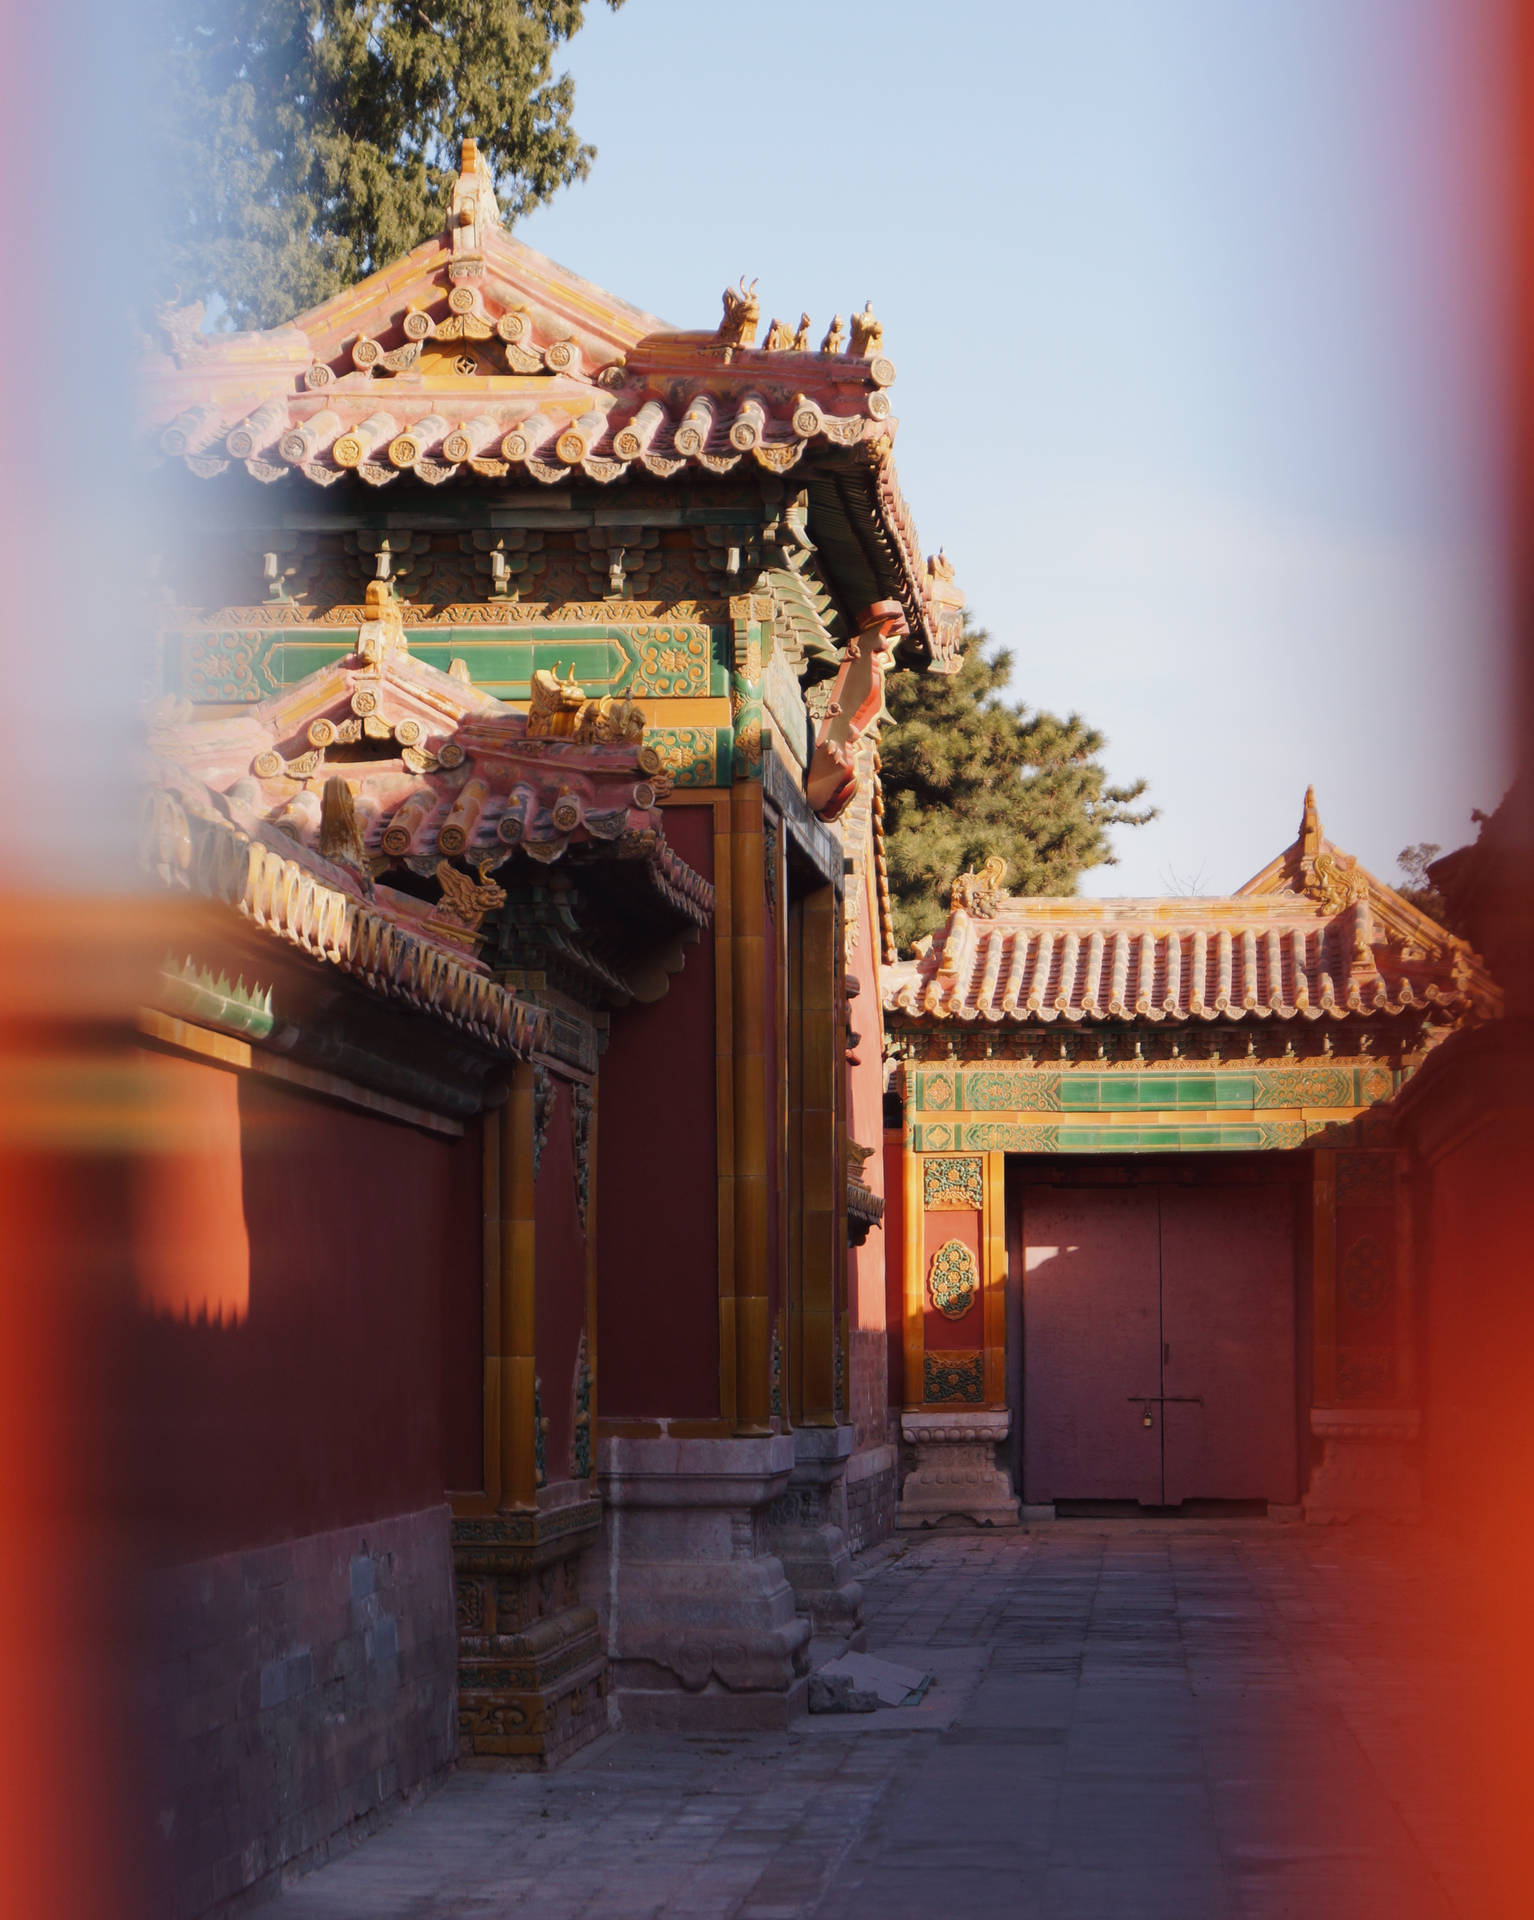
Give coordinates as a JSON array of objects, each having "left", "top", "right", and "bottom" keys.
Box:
[{"left": 272, "top": 1523, "right": 1499, "bottom": 1920}]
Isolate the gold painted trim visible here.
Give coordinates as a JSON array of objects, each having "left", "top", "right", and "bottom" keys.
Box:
[
  {"left": 983, "top": 1152, "right": 1007, "bottom": 1406},
  {"left": 902, "top": 1143, "right": 923, "bottom": 1410}
]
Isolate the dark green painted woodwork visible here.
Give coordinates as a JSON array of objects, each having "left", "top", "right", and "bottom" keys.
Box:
[
  {"left": 169, "top": 622, "right": 729, "bottom": 705},
  {"left": 910, "top": 1063, "right": 1396, "bottom": 1117},
  {"left": 910, "top": 1120, "right": 1311, "bottom": 1153}
]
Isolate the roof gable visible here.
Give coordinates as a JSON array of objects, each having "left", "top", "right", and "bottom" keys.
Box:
[
  {"left": 883, "top": 791, "right": 1500, "bottom": 1028},
  {"left": 144, "top": 140, "right": 960, "bottom": 672},
  {"left": 1235, "top": 786, "right": 1468, "bottom": 963},
  {"left": 152, "top": 583, "right": 711, "bottom": 972},
  {"left": 148, "top": 138, "right": 897, "bottom": 483}
]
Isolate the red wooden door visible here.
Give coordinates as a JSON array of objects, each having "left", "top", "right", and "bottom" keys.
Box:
[
  {"left": 1021, "top": 1186, "right": 1162, "bottom": 1504},
  {"left": 1020, "top": 1176, "right": 1298, "bottom": 1506},
  {"left": 1159, "top": 1185, "right": 1298, "bottom": 1504}
]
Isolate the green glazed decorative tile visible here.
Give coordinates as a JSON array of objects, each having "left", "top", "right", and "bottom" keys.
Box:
[
  {"left": 168, "top": 621, "right": 728, "bottom": 706},
  {"left": 923, "top": 1156, "right": 985, "bottom": 1210},
  {"left": 924, "top": 1352, "right": 985, "bottom": 1404}
]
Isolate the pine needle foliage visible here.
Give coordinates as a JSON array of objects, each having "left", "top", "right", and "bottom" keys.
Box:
[
  {"left": 152, "top": 1, "right": 625, "bottom": 330},
  {"left": 881, "top": 622, "right": 1155, "bottom": 952},
  {"left": 1395, "top": 841, "right": 1451, "bottom": 925}
]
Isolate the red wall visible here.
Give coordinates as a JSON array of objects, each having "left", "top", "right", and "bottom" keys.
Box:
[
  {"left": 1420, "top": 1106, "right": 1534, "bottom": 1519},
  {"left": 121, "top": 1053, "right": 482, "bottom": 1564},
  {"left": 596, "top": 805, "right": 720, "bottom": 1419},
  {"left": 921, "top": 1205, "right": 984, "bottom": 1351}
]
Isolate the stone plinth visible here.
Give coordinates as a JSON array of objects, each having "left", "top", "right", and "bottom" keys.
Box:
[
  {"left": 452, "top": 1493, "right": 610, "bottom": 1769},
  {"left": 592, "top": 1434, "right": 812, "bottom": 1729},
  {"left": 898, "top": 1409, "right": 1021, "bottom": 1529},
  {"left": 763, "top": 1425, "right": 864, "bottom": 1654},
  {"left": 1304, "top": 1408, "right": 1422, "bottom": 1522}
]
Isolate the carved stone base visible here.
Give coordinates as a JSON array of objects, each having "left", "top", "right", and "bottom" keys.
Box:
[
  {"left": 763, "top": 1425, "right": 864, "bottom": 1653},
  {"left": 592, "top": 1435, "right": 813, "bottom": 1730},
  {"left": 897, "top": 1409, "right": 1021, "bottom": 1529},
  {"left": 1304, "top": 1409, "right": 1422, "bottom": 1523},
  {"left": 452, "top": 1494, "right": 609, "bottom": 1768}
]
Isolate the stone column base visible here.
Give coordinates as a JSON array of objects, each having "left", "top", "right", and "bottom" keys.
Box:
[
  {"left": 1304, "top": 1409, "right": 1422, "bottom": 1523},
  {"left": 897, "top": 1409, "right": 1021, "bottom": 1529},
  {"left": 453, "top": 1495, "right": 610, "bottom": 1770},
  {"left": 592, "top": 1435, "right": 812, "bottom": 1730},
  {"left": 764, "top": 1425, "right": 864, "bottom": 1656}
]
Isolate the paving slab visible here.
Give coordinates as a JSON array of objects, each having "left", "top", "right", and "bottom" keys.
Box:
[{"left": 266, "top": 1522, "right": 1489, "bottom": 1920}]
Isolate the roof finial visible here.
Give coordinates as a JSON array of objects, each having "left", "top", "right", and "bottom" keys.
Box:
[
  {"left": 450, "top": 134, "right": 501, "bottom": 255},
  {"left": 1299, "top": 784, "right": 1322, "bottom": 859},
  {"left": 358, "top": 577, "right": 407, "bottom": 667}
]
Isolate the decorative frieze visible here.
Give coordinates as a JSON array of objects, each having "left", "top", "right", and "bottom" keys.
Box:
[
  {"left": 1337, "top": 1152, "right": 1396, "bottom": 1205},
  {"left": 923, "top": 1351, "right": 984, "bottom": 1404},
  {"left": 570, "top": 1082, "right": 593, "bottom": 1234},
  {"left": 645, "top": 726, "right": 732, "bottom": 788},
  {"left": 531, "top": 1066, "right": 554, "bottom": 1181},
  {"left": 910, "top": 1120, "right": 1312, "bottom": 1154},
  {"left": 570, "top": 1335, "right": 593, "bottom": 1481},
  {"left": 909, "top": 1064, "right": 1396, "bottom": 1116},
  {"left": 164, "top": 615, "right": 728, "bottom": 708},
  {"left": 451, "top": 1502, "right": 607, "bottom": 1767},
  {"left": 922, "top": 1155, "right": 984, "bottom": 1209}
]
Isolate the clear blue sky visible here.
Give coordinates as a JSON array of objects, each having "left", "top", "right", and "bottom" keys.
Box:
[{"left": 517, "top": 0, "right": 1512, "bottom": 895}]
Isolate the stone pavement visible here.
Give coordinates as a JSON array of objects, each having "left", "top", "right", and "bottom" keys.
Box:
[{"left": 268, "top": 1523, "right": 1491, "bottom": 1919}]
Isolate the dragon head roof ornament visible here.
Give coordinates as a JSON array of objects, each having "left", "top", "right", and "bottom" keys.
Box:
[{"left": 951, "top": 857, "right": 1010, "bottom": 918}]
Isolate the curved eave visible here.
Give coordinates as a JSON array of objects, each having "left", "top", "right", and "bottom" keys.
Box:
[{"left": 146, "top": 784, "right": 547, "bottom": 1060}]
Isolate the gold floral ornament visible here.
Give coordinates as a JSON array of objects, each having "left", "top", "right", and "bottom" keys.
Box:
[
  {"left": 928, "top": 1239, "right": 979, "bottom": 1320},
  {"left": 923, "top": 1154, "right": 982, "bottom": 1208}
]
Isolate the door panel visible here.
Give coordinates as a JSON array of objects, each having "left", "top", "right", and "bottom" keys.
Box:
[
  {"left": 1159, "top": 1185, "right": 1298, "bottom": 1504},
  {"left": 1021, "top": 1186, "right": 1162, "bottom": 1503}
]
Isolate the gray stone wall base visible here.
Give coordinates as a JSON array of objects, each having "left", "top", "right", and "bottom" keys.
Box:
[
  {"left": 146, "top": 1504, "right": 456, "bottom": 1920},
  {"left": 764, "top": 1426, "right": 864, "bottom": 1650},
  {"left": 592, "top": 1435, "right": 812, "bottom": 1731},
  {"left": 845, "top": 1444, "right": 898, "bottom": 1553}
]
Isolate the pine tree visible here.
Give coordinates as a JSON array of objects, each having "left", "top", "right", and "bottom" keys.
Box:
[
  {"left": 152, "top": 1, "right": 625, "bottom": 330},
  {"left": 881, "top": 623, "right": 1154, "bottom": 952},
  {"left": 1394, "top": 842, "right": 1450, "bottom": 923}
]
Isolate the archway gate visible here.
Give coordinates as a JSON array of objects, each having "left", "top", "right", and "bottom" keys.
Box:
[{"left": 881, "top": 796, "right": 1499, "bottom": 1525}]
